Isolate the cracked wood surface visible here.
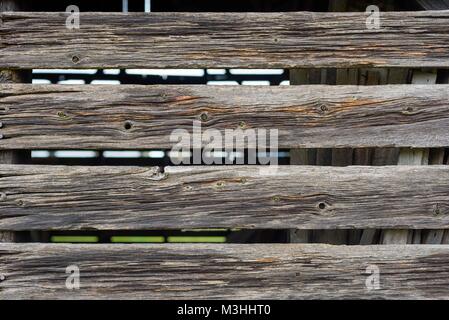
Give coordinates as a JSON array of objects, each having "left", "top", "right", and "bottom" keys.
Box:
[
  {"left": 0, "top": 165, "right": 449, "bottom": 230},
  {"left": 2, "top": 11, "right": 449, "bottom": 68},
  {"left": 0, "top": 0, "right": 30, "bottom": 243},
  {"left": 0, "top": 243, "right": 449, "bottom": 299},
  {"left": 2, "top": 84, "right": 449, "bottom": 149}
]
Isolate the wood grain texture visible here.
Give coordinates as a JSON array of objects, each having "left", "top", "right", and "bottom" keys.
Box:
[
  {"left": 3, "top": 84, "right": 449, "bottom": 149},
  {"left": 2, "top": 11, "right": 449, "bottom": 68},
  {"left": 1, "top": 243, "right": 449, "bottom": 299},
  {"left": 1, "top": 165, "right": 449, "bottom": 230},
  {"left": 381, "top": 70, "right": 438, "bottom": 245},
  {"left": 0, "top": 0, "right": 29, "bottom": 243}
]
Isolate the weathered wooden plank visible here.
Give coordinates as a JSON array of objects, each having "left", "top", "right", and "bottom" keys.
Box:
[
  {"left": 1, "top": 243, "right": 449, "bottom": 299},
  {"left": 3, "top": 84, "right": 449, "bottom": 149},
  {"left": 1, "top": 165, "right": 449, "bottom": 230},
  {"left": 2, "top": 11, "right": 449, "bottom": 68}
]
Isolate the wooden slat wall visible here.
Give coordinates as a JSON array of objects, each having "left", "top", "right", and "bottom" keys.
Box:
[
  {"left": 382, "top": 70, "right": 437, "bottom": 244},
  {"left": 423, "top": 72, "right": 449, "bottom": 245},
  {"left": 1, "top": 0, "right": 449, "bottom": 300},
  {"left": 2, "top": 11, "right": 449, "bottom": 68},
  {"left": 0, "top": 0, "right": 30, "bottom": 244},
  {"left": 290, "top": 0, "right": 349, "bottom": 246},
  {"left": 2, "top": 84, "right": 449, "bottom": 149},
  {"left": 288, "top": 0, "right": 412, "bottom": 245},
  {"left": 1, "top": 243, "right": 449, "bottom": 299},
  {"left": 0, "top": 164, "right": 449, "bottom": 230}
]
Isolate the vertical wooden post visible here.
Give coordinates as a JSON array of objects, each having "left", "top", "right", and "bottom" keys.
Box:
[{"left": 0, "top": 0, "right": 31, "bottom": 243}]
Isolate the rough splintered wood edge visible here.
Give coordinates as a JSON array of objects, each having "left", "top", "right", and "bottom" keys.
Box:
[
  {"left": 3, "top": 84, "right": 449, "bottom": 149},
  {"left": 1, "top": 243, "right": 449, "bottom": 299},
  {"left": 1, "top": 164, "right": 449, "bottom": 230},
  {"left": 3, "top": 11, "right": 449, "bottom": 68}
]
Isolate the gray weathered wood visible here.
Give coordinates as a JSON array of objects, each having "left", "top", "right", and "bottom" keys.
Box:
[
  {"left": 372, "top": 148, "right": 400, "bottom": 166},
  {"left": 1, "top": 243, "right": 449, "bottom": 299},
  {"left": 0, "top": 231, "right": 13, "bottom": 242},
  {"left": 381, "top": 70, "right": 435, "bottom": 244},
  {"left": 354, "top": 147, "right": 375, "bottom": 245},
  {"left": 423, "top": 71, "right": 447, "bottom": 244},
  {"left": 381, "top": 148, "right": 429, "bottom": 244},
  {"left": 0, "top": 0, "right": 29, "bottom": 243},
  {"left": 3, "top": 84, "right": 449, "bottom": 149},
  {"left": 289, "top": 66, "right": 313, "bottom": 244},
  {"left": 3, "top": 11, "right": 449, "bottom": 68},
  {"left": 0, "top": 165, "right": 449, "bottom": 230},
  {"left": 360, "top": 229, "right": 379, "bottom": 245},
  {"left": 382, "top": 70, "right": 438, "bottom": 244}
]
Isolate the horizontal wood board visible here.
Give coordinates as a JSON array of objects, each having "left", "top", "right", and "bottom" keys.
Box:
[
  {"left": 1, "top": 243, "right": 448, "bottom": 299},
  {"left": 0, "top": 165, "right": 449, "bottom": 230},
  {"left": 2, "top": 84, "right": 449, "bottom": 149},
  {"left": 2, "top": 11, "right": 449, "bottom": 68}
]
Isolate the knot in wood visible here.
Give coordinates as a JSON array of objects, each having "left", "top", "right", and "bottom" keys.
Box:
[
  {"left": 57, "top": 111, "right": 71, "bottom": 120},
  {"left": 146, "top": 167, "right": 168, "bottom": 181},
  {"left": 402, "top": 106, "right": 417, "bottom": 115},
  {"left": 124, "top": 121, "right": 133, "bottom": 130},
  {"left": 316, "top": 201, "right": 335, "bottom": 217},
  {"left": 433, "top": 203, "right": 442, "bottom": 216},
  {"left": 71, "top": 55, "right": 80, "bottom": 64},
  {"left": 318, "top": 104, "right": 329, "bottom": 114},
  {"left": 216, "top": 181, "right": 225, "bottom": 188},
  {"left": 238, "top": 121, "right": 247, "bottom": 129},
  {"left": 200, "top": 113, "right": 209, "bottom": 122}
]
